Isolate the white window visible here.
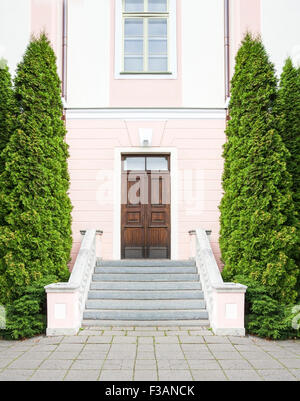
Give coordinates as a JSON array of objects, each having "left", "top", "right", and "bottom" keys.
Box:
[{"left": 115, "top": 0, "right": 177, "bottom": 79}]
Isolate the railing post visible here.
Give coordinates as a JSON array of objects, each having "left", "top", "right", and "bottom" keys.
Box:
[{"left": 45, "top": 229, "right": 102, "bottom": 336}]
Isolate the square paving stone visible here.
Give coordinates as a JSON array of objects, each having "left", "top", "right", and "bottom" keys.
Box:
[
  {"left": 8, "top": 359, "right": 43, "bottom": 370},
  {"left": 249, "top": 359, "right": 284, "bottom": 369},
  {"left": 228, "top": 336, "right": 253, "bottom": 345},
  {"left": 186, "top": 352, "right": 215, "bottom": 360},
  {"left": 135, "top": 359, "right": 157, "bottom": 370},
  {"left": 278, "top": 359, "right": 300, "bottom": 369},
  {"left": 155, "top": 337, "right": 179, "bottom": 344},
  {"left": 83, "top": 344, "right": 111, "bottom": 352},
  {"left": 30, "top": 370, "right": 67, "bottom": 381},
  {"left": 179, "top": 336, "right": 204, "bottom": 344},
  {"left": 157, "top": 359, "right": 189, "bottom": 370},
  {"left": 56, "top": 344, "right": 84, "bottom": 353},
  {"left": 99, "top": 370, "right": 133, "bottom": 381},
  {"left": 48, "top": 352, "right": 80, "bottom": 360},
  {"left": 39, "top": 359, "right": 73, "bottom": 370},
  {"left": 138, "top": 337, "right": 154, "bottom": 344},
  {"left": 181, "top": 344, "right": 208, "bottom": 352},
  {"left": 192, "top": 370, "right": 227, "bottom": 381},
  {"left": 17, "top": 352, "right": 52, "bottom": 361},
  {"left": 61, "top": 336, "right": 88, "bottom": 344},
  {"left": 87, "top": 336, "right": 113, "bottom": 344},
  {"left": 212, "top": 351, "right": 243, "bottom": 360},
  {"left": 0, "top": 369, "right": 35, "bottom": 381},
  {"left": 138, "top": 345, "right": 154, "bottom": 352},
  {"left": 224, "top": 370, "right": 262, "bottom": 381},
  {"left": 187, "top": 360, "right": 220, "bottom": 370},
  {"left": 136, "top": 352, "right": 156, "bottom": 360},
  {"left": 234, "top": 344, "right": 262, "bottom": 352},
  {"left": 71, "top": 359, "right": 104, "bottom": 370},
  {"left": 113, "top": 336, "right": 137, "bottom": 344},
  {"left": 0, "top": 359, "right": 12, "bottom": 369},
  {"left": 207, "top": 344, "right": 236, "bottom": 352},
  {"left": 0, "top": 352, "right": 24, "bottom": 360},
  {"left": 103, "top": 331, "right": 126, "bottom": 336},
  {"left": 218, "top": 359, "right": 253, "bottom": 370},
  {"left": 134, "top": 370, "right": 158, "bottom": 381},
  {"left": 158, "top": 370, "right": 193, "bottom": 381},
  {"left": 258, "top": 369, "right": 297, "bottom": 381},
  {"left": 203, "top": 336, "right": 230, "bottom": 344},
  {"left": 102, "top": 359, "right": 135, "bottom": 370},
  {"left": 240, "top": 352, "right": 274, "bottom": 361},
  {"left": 64, "top": 370, "right": 100, "bottom": 381},
  {"left": 76, "top": 352, "right": 108, "bottom": 360}
]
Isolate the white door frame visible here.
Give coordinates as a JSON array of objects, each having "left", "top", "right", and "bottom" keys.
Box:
[{"left": 113, "top": 147, "right": 178, "bottom": 260}]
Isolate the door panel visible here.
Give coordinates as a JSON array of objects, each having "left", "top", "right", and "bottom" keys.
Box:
[{"left": 121, "top": 155, "right": 171, "bottom": 259}]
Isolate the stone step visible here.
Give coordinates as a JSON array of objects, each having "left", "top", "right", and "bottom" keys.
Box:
[
  {"left": 85, "top": 299, "right": 206, "bottom": 310},
  {"left": 97, "top": 259, "right": 195, "bottom": 267},
  {"left": 90, "top": 281, "right": 202, "bottom": 291},
  {"left": 82, "top": 319, "right": 210, "bottom": 327},
  {"left": 92, "top": 273, "right": 200, "bottom": 282},
  {"left": 83, "top": 309, "right": 209, "bottom": 321},
  {"left": 88, "top": 290, "right": 204, "bottom": 300},
  {"left": 95, "top": 266, "right": 197, "bottom": 274}
]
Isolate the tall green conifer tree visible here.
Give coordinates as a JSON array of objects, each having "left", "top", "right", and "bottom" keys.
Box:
[
  {"left": 0, "top": 34, "right": 72, "bottom": 304},
  {"left": 220, "top": 34, "right": 299, "bottom": 304}
]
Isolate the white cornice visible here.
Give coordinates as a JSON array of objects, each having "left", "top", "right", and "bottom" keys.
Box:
[{"left": 66, "top": 108, "right": 227, "bottom": 120}]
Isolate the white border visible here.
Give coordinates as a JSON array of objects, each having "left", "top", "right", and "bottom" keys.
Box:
[
  {"left": 113, "top": 147, "right": 178, "bottom": 260},
  {"left": 66, "top": 108, "right": 227, "bottom": 120},
  {"left": 114, "top": 0, "right": 177, "bottom": 79}
]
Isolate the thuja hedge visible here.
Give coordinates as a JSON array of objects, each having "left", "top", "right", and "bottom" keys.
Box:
[
  {"left": 0, "top": 34, "right": 72, "bottom": 332},
  {"left": 220, "top": 34, "right": 299, "bottom": 339}
]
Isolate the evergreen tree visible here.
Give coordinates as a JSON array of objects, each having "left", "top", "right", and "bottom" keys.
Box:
[
  {"left": 0, "top": 34, "right": 72, "bottom": 304},
  {"left": 219, "top": 34, "right": 299, "bottom": 304},
  {"left": 0, "top": 60, "right": 15, "bottom": 174},
  {"left": 276, "top": 58, "right": 300, "bottom": 217}
]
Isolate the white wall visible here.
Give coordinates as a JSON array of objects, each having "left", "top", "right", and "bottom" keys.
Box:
[
  {"left": 67, "top": 0, "right": 110, "bottom": 108},
  {"left": 261, "top": 0, "right": 300, "bottom": 74},
  {"left": 181, "top": 0, "right": 225, "bottom": 108},
  {"left": 0, "top": 0, "right": 31, "bottom": 76}
]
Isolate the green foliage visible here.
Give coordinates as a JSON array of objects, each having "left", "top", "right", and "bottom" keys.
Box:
[
  {"left": 0, "top": 34, "right": 72, "bottom": 305},
  {"left": 0, "top": 276, "right": 57, "bottom": 340},
  {"left": 220, "top": 34, "right": 299, "bottom": 304},
  {"left": 276, "top": 58, "right": 300, "bottom": 216},
  {"left": 0, "top": 61, "right": 15, "bottom": 174},
  {"left": 235, "top": 276, "right": 299, "bottom": 340}
]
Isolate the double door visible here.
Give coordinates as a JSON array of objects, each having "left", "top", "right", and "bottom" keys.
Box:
[{"left": 121, "top": 155, "right": 171, "bottom": 259}]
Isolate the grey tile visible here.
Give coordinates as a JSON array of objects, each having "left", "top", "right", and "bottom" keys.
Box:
[
  {"left": 228, "top": 336, "right": 254, "bottom": 345},
  {"left": 212, "top": 351, "right": 243, "bottom": 360},
  {"left": 0, "top": 359, "right": 12, "bottom": 368},
  {"left": 87, "top": 336, "right": 113, "bottom": 344},
  {"left": 112, "top": 336, "right": 137, "bottom": 344},
  {"left": 55, "top": 344, "right": 84, "bottom": 353},
  {"left": 39, "top": 359, "right": 73, "bottom": 370},
  {"left": 278, "top": 359, "right": 300, "bottom": 369},
  {"left": 8, "top": 359, "right": 43, "bottom": 370},
  {"left": 138, "top": 337, "right": 154, "bottom": 344},
  {"left": 157, "top": 359, "right": 189, "bottom": 370},
  {"left": 179, "top": 336, "right": 204, "bottom": 344},
  {"left": 99, "top": 370, "right": 133, "bottom": 381},
  {"left": 218, "top": 359, "right": 253, "bottom": 370},
  {"left": 64, "top": 370, "right": 100, "bottom": 381},
  {"left": 192, "top": 370, "right": 228, "bottom": 381},
  {"left": 18, "top": 352, "right": 51, "bottom": 360},
  {"left": 204, "top": 336, "right": 230, "bottom": 344},
  {"left": 186, "top": 352, "right": 215, "bottom": 360},
  {"left": 249, "top": 359, "right": 284, "bottom": 369},
  {"left": 137, "top": 344, "right": 155, "bottom": 352},
  {"left": 155, "top": 336, "right": 179, "bottom": 344},
  {"left": 61, "top": 336, "right": 88, "bottom": 344},
  {"left": 0, "top": 369, "right": 35, "bottom": 381},
  {"left": 224, "top": 370, "right": 262, "bottom": 381},
  {"left": 135, "top": 359, "right": 157, "bottom": 370},
  {"left": 258, "top": 369, "right": 297, "bottom": 381},
  {"left": 187, "top": 359, "right": 220, "bottom": 370},
  {"left": 240, "top": 352, "right": 274, "bottom": 360},
  {"left": 181, "top": 344, "right": 208, "bottom": 352},
  {"left": 234, "top": 344, "right": 262, "bottom": 352},
  {"left": 290, "top": 369, "right": 300, "bottom": 380},
  {"left": 48, "top": 351, "right": 80, "bottom": 360},
  {"left": 76, "top": 352, "right": 108, "bottom": 360},
  {"left": 134, "top": 370, "right": 158, "bottom": 381},
  {"left": 83, "top": 344, "right": 111, "bottom": 352},
  {"left": 158, "top": 370, "right": 193, "bottom": 381},
  {"left": 207, "top": 344, "right": 236, "bottom": 352},
  {"left": 136, "top": 352, "right": 156, "bottom": 360},
  {"left": 30, "top": 370, "right": 66, "bottom": 381},
  {"left": 71, "top": 359, "right": 104, "bottom": 370},
  {"left": 102, "top": 359, "right": 135, "bottom": 370}
]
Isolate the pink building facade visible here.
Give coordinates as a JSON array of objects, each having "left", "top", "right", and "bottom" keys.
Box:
[{"left": 1, "top": 0, "right": 299, "bottom": 268}]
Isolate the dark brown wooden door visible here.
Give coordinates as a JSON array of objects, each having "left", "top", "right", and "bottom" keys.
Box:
[{"left": 121, "top": 155, "right": 171, "bottom": 259}]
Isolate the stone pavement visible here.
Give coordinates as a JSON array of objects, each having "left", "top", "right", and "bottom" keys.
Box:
[{"left": 0, "top": 326, "right": 299, "bottom": 381}]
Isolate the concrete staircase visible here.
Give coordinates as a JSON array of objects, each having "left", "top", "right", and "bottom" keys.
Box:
[{"left": 82, "top": 260, "right": 209, "bottom": 327}]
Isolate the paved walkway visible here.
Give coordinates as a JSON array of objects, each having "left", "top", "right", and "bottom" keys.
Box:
[{"left": 0, "top": 327, "right": 299, "bottom": 381}]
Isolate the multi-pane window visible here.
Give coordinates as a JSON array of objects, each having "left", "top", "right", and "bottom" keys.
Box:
[{"left": 123, "top": 0, "right": 169, "bottom": 73}]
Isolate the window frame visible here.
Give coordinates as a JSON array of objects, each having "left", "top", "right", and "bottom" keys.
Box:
[
  {"left": 115, "top": 0, "right": 177, "bottom": 79},
  {"left": 122, "top": 0, "right": 170, "bottom": 74}
]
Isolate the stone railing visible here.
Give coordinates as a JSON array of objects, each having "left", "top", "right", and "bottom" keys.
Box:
[
  {"left": 189, "top": 229, "right": 247, "bottom": 336},
  {"left": 45, "top": 229, "right": 103, "bottom": 336}
]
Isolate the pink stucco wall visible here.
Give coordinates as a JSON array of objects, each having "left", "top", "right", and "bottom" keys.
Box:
[{"left": 66, "top": 118, "right": 225, "bottom": 267}]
